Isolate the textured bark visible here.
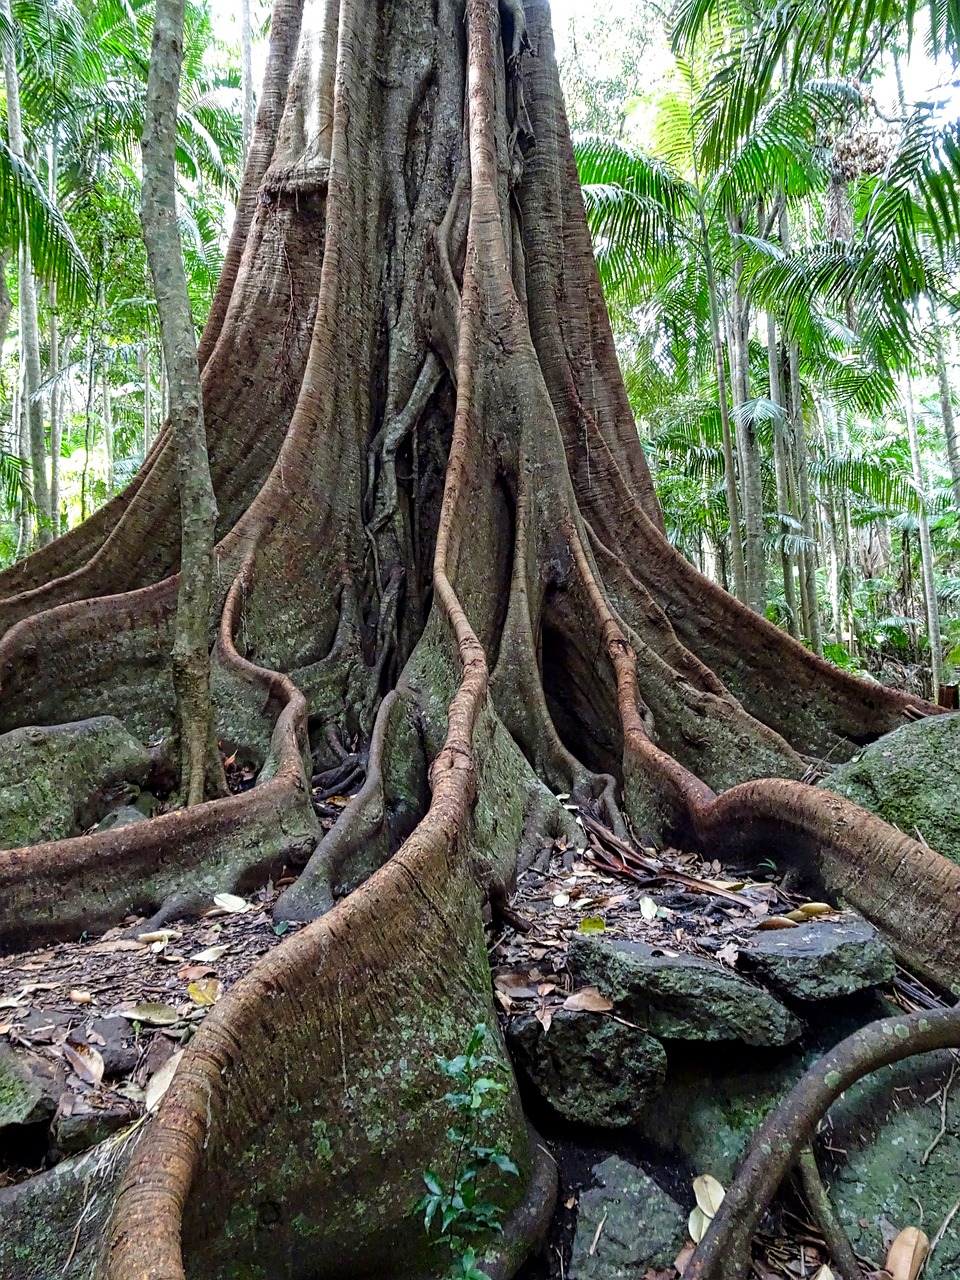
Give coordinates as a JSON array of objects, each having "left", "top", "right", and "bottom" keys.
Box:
[
  {"left": 141, "top": 0, "right": 224, "bottom": 804},
  {"left": 0, "top": 1, "right": 957, "bottom": 1277},
  {"left": 904, "top": 375, "right": 942, "bottom": 697}
]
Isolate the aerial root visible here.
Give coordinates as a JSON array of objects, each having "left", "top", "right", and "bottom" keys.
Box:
[{"left": 684, "top": 1005, "right": 960, "bottom": 1280}]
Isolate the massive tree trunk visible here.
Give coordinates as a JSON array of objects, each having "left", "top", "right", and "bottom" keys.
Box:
[{"left": 1, "top": 1, "right": 959, "bottom": 1277}]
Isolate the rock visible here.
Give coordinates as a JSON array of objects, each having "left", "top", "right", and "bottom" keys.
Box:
[
  {"left": 568, "top": 935, "right": 802, "bottom": 1047},
  {"left": 52, "top": 1095, "right": 140, "bottom": 1157},
  {"left": 0, "top": 1043, "right": 62, "bottom": 1129},
  {"left": 737, "top": 916, "right": 895, "bottom": 1001},
  {"left": 85, "top": 1017, "right": 139, "bottom": 1078},
  {"left": 92, "top": 805, "right": 149, "bottom": 833},
  {"left": 0, "top": 717, "right": 155, "bottom": 850},
  {"left": 822, "top": 712, "right": 960, "bottom": 862},
  {"left": 506, "top": 1009, "right": 666, "bottom": 1127},
  {"left": 569, "top": 1155, "right": 687, "bottom": 1278}
]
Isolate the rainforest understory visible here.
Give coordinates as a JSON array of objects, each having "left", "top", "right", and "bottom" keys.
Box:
[{"left": 1, "top": 0, "right": 960, "bottom": 1276}]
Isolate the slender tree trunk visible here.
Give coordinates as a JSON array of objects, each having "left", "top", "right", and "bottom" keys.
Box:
[
  {"left": 767, "top": 314, "right": 799, "bottom": 638},
  {"left": 787, "top": 343, "right": 822, "bottom": 655},
  {"left": 241, "top": 0, "right": 255, "bottom": 163},
  {"left": 903, "top": 376, "right": 942, "bottom": 698},
  {"left": 102, "top": 367, "right": 115, "bottom": 493},
  {"left": 143, "top": 344, "right": 154, "bottom": 455},
  {"left": 700, "top": 214, "right": 746, "bottom": 604},
  {"left": 0, "top": 249, "right": 12, "bottom": 347},
  {"left": 1, "top": 0, "right": 51, "bottom": 543},
  {"left": 141, "top": 0, "right": 224, "bottom": 805},
  {"left": 49, "top": 329, "right": 72, "bottom": 532},
  {"left": 932, "top": 318, "right": 960, "bottom": 515},
  {"left": 728, "top": 238, "right": 765, "bottom": 614}
]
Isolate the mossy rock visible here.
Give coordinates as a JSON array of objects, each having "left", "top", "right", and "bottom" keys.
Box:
[
  {"left": 0, "top": 717, "right": 155, "bottom": 850},
  {"left": 821, "top": 713, "right": 960, "bottom": 862}
]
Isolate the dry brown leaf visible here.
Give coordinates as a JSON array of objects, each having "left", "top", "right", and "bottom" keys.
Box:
[
  {"left": 177, "top": 964, "right": 216, "bottom": 981},
  {"left": 63, "top": 1040, "right": 105, "bottom": 1087},
  {"left": 68, "top": 990, "right": 92, "bottom": 1004},
  {"left": 884, "top": 1227, "right": 929, "bottom": 1280},
  {"left": 673, "top": 1242, "right": 696, "bottom": 1274},
  {"left": 534, "top": 1006, "right": 554, "bottom": 1033},
  {"left": 756, "top": 916, "right": 799, "bottom": 931},
  {"left": 89, "top": 938, "right": 146, "bottom": 953},
  {"left": 563, "top": 987, "right": 614, "bottom": 1013},
  {"left": 811, "top": 1267, "right": 835, "bottom": 1280}
]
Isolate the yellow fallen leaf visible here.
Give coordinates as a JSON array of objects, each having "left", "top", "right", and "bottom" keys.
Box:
[
  {"left": 191, "top": 945, "right": 229, "bottom": 962},
  {"left": 693, "top": 1174, "right": 725, "bottom": 1218},
  {"left": 188, "top": 979, "right": 222, "bottom": 1007},
  {"left": 688, "top": 1205, "right": 711, "bottom": 1243},
  {"left": 213, "top": 893, "right": 250, "bottom": 914},
  {"left": 756, "top": 916, "right": 799, "bottom": 931}
]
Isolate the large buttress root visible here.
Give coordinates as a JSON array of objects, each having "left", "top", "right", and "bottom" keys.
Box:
[{"left": 0, "top": 0, "right": 958, "bottom": 1277}]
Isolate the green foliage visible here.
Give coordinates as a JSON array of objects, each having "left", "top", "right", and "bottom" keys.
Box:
[{"left": 417, "top": 1024, "right": 519, "bottom": 1280}]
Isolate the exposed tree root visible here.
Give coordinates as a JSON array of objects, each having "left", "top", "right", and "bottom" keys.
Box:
[
  {"left": 0, "top": 0, "right": 958, "bottom": 1276},
  {"left": 684, "top": 1006, "right": 960, "bottom": 1280}
]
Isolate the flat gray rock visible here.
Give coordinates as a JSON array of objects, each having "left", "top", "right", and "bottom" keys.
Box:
[
  {"left": 568, "top": 935, "right": 802, "bottom": 1047},
  {"left": 569, "top": 1155, "right": 687, "bottom": 1278},
  {"left": 506, "top": 1008, "right": 666, "bottom": 1127},
  {"left": 737, "top": 916, "right": 895, "bottom": 1001}
]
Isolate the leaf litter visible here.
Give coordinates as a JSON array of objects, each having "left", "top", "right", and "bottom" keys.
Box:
[{"left": 0, "top": 875, "right": 304, "bottom": 1187}]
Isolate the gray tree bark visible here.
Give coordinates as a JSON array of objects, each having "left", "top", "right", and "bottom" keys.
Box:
[
  {"left": 903, "top": 376, "right": 942, "bottom": 698},
  {"left": 241, "top": 0, "right": 255, "bottom": 163},
  {"left": 932, "top": 318, "right": 960, "bottom": 515},
  {"left": 1, "top": 0, "right": 52, "bottom": 543},
  {"left": 140, "top": 0, "right": 224, "bottom": 806}
]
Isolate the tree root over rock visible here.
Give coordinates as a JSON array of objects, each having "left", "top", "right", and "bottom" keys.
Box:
[
  {"left": 0, "top": 0, "right": 959, "bottom": 1275},
  {"left": 684, "top": 1005, "right": 960, "bottom": 1280}
]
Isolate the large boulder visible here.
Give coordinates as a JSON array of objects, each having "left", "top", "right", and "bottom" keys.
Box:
[
  {"left": 737, "top": 917, "right": 895, "bottom": 1002},
  {"left": 822, "top": 712, "right": 960, "bottom": 862},
  {"left": 568, "top": 1155, "right": 687, "bottom": 1278},
  {"left": 568, "top": 935, "right": 802, "bottom": 1047},
  {"left": 0, "top": 717, "right": 156, "bottom": 849},
  {"left": 505, "top": 1009, "right": 666, "bottom": 1127}
]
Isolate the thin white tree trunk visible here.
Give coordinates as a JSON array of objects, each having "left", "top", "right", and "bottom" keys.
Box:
[
  {"left": 241, "top": 0, "right": 255, "bottom": 163},
  {"left": 102, "top": 367, "right": 114, "bottom": 493},
  {"left": 903, "top": 377, "right": 942, "bottom": 698},
  {"left": 1, "top": 0, "right": 51, "bottom": 543}
]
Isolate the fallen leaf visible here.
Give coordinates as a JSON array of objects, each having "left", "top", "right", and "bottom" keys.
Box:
[
  {"left": 177, "top": 965, "right": 216, "bottom": 981},
  {"left": 563, "top": 987, "right": 614, "bottom": 1013},
  {"left": 811, "top": 1267, "right": 835, "bottom": 1280},
  {"left": 145, "top": 1049, "right": 184, "bottom": 1111},
  {"left": 716, "top": 942, "right": 739, "bottom": 967},
  {"left": 137, "top": 930, "right": 182, "bottom": 944},
  {"left": 578, "top": 916, "right": 606, "bottom": 934},
  {"left": 122, "top": 1003, "right": 181, "bottom": 1027},
  {"left": 798, "top": 902, "right": 834, "bottom": 918},
  {"left": 534, "top": 1006, "right": 554, "bottom": 1033},
  {"left": 63, "top": 1041, "right": 105, "bottom": 1087},
  {"left": 537, "top": 983, "right": 557, "bottom": 996},
  {"left": 693, "top": 1174, "right": 725, "bottom": 1217},
  {"left": 885, "top": 1227, "right": 929, "bottom": 1280},
  {"left": 212, "top": 893, "right": 250, "bottom": 914},
  {"left": 688, "top": 1206, "right": 711, "bottom": 1244},
  {"left": 191, "top": 945, "right": 229, "bottom": 962},
  {"left": 0, "top": 995, "right": 24, "bottom": 1010},
  {"left": 639, "top": 896, "right": 658, "bottom": 922},
  {"left": 756, "top": 916, "right": 799, "bottom": 931},
  {"left": 68, "top": 990, "right": 93, "bottom": 1004},
  {"left": 673, "top": 1242, "right": 696, "bottom": 1273},
  {"left": 553, "top": 893, "right": 570, "bottom": 908},
  {"left": 188, "top": 979, "right": 222, "bottom": 1007},
  {"left": 565, "top": 1196, "right": 577, "bottom": 1209},
  {"left": 89, "top": 938, "right": 146, "bottom": 953}
]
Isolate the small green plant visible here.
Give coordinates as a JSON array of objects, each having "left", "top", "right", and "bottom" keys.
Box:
[{"left": 417, "top": 1022, "right": 519, "bottom": 1280}]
